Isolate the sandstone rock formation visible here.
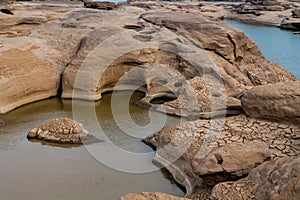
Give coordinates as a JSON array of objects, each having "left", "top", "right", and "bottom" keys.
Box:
[
  {"left": 191, "top": 142, "right": 271, "bottom": 185},
  {"left": 0, "top": 1, "right": 139, "bottom": 113},
  {"left": 0, "top": 1, "right": 296, "bottom": 115},
  {"left": 241, "top": 81, "right": 300, "bottom": 124},
  {"left": 144, "top": 115, "right": 300, "bottom": 198},
  {"left": 1, "top": 1, "right": 300, "bottom": 200},
  {"left": 212, "top": 155, "right": 300, "bottom": 200},
  {"left": 62, "top": 10, "right": 295, "bottom": 119},
  {"left": 220, "top": 0, "right": 300, "bottom": 30},
  {"left": 120, "top": 192, "right": 190, "bottom": 200},
  {"left": 27, "top": 118, "right": 101, "bottom": 144}
]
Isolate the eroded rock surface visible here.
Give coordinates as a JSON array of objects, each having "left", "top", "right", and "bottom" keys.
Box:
[
  {"left": 27, "top": 118, "right": 101, "bottom": 144},
  {"left": 212, "top": 155, "right": 300, "bottom": 200},
  {"left": 224, "top": 0, "right": 300, "bottom": 30},
  {"left": 1, "top": 1, "right": 300, "bottom": 200},
  {"left": 241, "top": 81, "right": 300, "bottom": 124},
  {"left": 144, "top": 115, "right": 300, "bottom": 198}
]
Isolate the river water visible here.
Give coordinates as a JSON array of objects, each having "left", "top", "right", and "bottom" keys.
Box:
[
  {"left": 226, "top": 21, "right": 300, "bottom": 79},
  {"left": 0, "top": 92, "right": 185, "bottom": 200}
]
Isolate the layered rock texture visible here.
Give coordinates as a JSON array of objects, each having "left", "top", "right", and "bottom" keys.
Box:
[
  {"left": 0, "top": 1, "right": 296, "bottom": 115},
  {"left": 0, "top": 1, "right": 299, "bottom": 200},
  {"left": 27, "top": 118, "right": 101, "bottom": 144}
]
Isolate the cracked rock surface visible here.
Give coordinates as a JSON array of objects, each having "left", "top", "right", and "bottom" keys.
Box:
[
  {"left": 27, "top": 118, "right": 101, "bottom": 144},
  {"left": 1, "top": 1, "right": 299, "bottom": 200}
]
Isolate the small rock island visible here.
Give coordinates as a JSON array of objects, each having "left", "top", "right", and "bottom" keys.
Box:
[{"left": 27, "top": 118, "right": 101, "bottom": 144}]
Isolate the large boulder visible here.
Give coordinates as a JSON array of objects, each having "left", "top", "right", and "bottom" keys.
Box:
[
  {"left": 144, "top": 115, "right": 300, "bottom": 198},
  {"left": 241, "top": 81, "right": 300, "bottom": 124},
  {"left": 191, "top": 142, "right": 271, "bottom": 185},
  {"left": 212, "top": 155, "right": 300, "bottom": 200},
  {"left": 27, "top": 118, "right": 101, "bottom": 144}
]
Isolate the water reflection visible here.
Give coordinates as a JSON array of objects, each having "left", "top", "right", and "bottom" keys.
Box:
[{"left": 0, "top": 92, "right": 185, "bottom": 200}]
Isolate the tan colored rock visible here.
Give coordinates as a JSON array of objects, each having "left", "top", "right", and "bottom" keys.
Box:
[
  {"left": 84, "top": 1, "right": 117, "bottom": 10},
  {"left": 212, "top": 155, "right": 300, "bottom": 200},
  {"left": 221, "top": 0, "right": 300, "bottom": 30},
  {"left": 241, "top": 81, "right": 300, "bottom": 124},
  {"left": 120, "top": 192, "right": 190, "bottom": 200},
  {"left": 140, "top": 11, "right": 295, "bottom": 85},
  {"left": 63, "top": 11, "right": 295, "bottom": 119},
  {"left": 0, "top": 1, "right": 139, "bottom": 113},
  {"left": 27, "top": 118, "right": 101, "bottom": 144},
  {"left": 144, "top": 115, "right": 300, "bottom": 198},
  {"left": 192, "top": 142, "right": 271, "bottom": 185}
]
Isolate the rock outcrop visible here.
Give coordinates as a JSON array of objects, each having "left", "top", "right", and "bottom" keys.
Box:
[
  {"left": 27, "top": 118, "right": 101, "bottom": 144},
  {"left": 0, "top": 1, "right": 296, "bottom": 115},
  {"left": 241, "top": 81, "right": 300, "bottom": 124},
  {"left": 192, "top": 142, "right": 271, "bottom": 185},
  {"left": 0, "top": 1, "right": 139, "bottom": 113},
  {"left": 62, "top": 10, "right": 295, "bottom": 119},
  {"left": 144, "top": 115, "right": 300, "bottom": 198},
  {"left": 1, "top": 1, "right": 300, "bottom": 200},
  {"left": 212, "top": 155, "right": 300, "bottom": 200},
  {"left": 220, "top": 0, "right": 300, "bottom": 30}
]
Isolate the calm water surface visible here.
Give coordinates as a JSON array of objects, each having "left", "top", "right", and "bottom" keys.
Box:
[
  {"left": 0, "top": 92, "right": 185, "bottom": 200},
  {"left": 227, "top": 21, "right": 300, "bottom": 79}
]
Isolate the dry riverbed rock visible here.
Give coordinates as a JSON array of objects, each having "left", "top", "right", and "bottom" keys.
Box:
[
  {"left": 212, "top": 155, "right": 300, "bottom": 200},
  {"left": 120, "top": 192, "right": 190, "bottom": 200},
  {"left": 221, "top": 0, "right": 300, "bottom": 30},
  {"left": 27, "top": 118, "right": 101, "bottom": 144},
  {"left": 84, "top": 1, "right": 117, "bottom": 10},
  {"left": 0, "top": 1, "right": 296, "bottom": 115},
  {"left": 191, "top": 142, "right": 271, "bottom": 186},
  {"left": 241, "top": 81, "right": 300, "bottom": 124},
  {"left": 144, "top": 115, "right": 300, "bottom": 198}
]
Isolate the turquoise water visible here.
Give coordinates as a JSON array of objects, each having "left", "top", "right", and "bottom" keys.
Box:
[{"left": 227, "top": 21, "right": 300, "bottom": 79}]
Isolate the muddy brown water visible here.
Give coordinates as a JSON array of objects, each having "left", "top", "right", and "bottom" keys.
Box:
[{"left": 0, "top": 91, "right": 185, "bottom": 200}]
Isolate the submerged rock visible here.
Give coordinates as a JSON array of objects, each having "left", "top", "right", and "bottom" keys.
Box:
[{"left": 27, "top": 118, "right": 101, "bottom": 144}]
